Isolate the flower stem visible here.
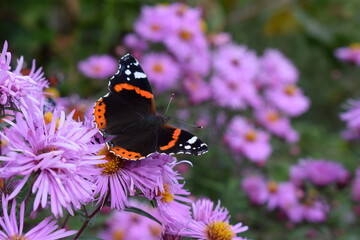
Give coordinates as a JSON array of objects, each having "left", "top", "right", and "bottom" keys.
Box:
[{"left": 73, "top": 193, "right": 110, "bottom": 240}]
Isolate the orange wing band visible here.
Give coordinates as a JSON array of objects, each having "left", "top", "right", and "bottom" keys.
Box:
[
  {"left": 160, "top": 129, "right": 181, "bottom": 151},
  {"left": 109, "top": 146, "right": 144, "bottom": 160},
  {"left": 94, "top": 98, "right": 107, "bottom": 130},
  {"left": 114, "top": 83, "right": 153, "bottom": 99}
]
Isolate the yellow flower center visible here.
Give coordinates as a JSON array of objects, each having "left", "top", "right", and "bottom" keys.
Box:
[
  {"left": 97, "top": 147, "right": 125, "bottom": 175},
  {"left": 206, "top": 221, "right": 235, "bottom": 240},
  {"left": 152, "top": 63, "right": 164, "bottom": 73},
  {"left": 267, "top": 181, "right": 278, "bottom": 193},
  {"left": 350, "top": 43, "right": 360, "bottom": 50},
  {"left": 244, "top": 130, "right": 257, "bottom": 142},
  {"left": 157, "top": 184, "right": 174, "bottom": 203},
  {"left": 284, "top": 84, "right": 297, "bottom": 96},
  {"left": 151, "top": 24, "right": 160, "bottom": 32},
  {"left": 92, "top": 65, "right": 103, "bottom": 73},
  {"left": 267, "top": 111, "right": 279, "bottom": 122},
  {"left": 149, "top": 224, "right": 162, "bottom": 237},
  {"left": 44, "top": 87, "right": 60, "bottom": 98},
  {"left": 37, "top": 146, "right": 58, "bottom": 155},
  {"left": 112, "top": 229, "right": 125, "bottom": 240},
  {"left": 8, "top": 235, "right": 29, "bottom": 240},
  {"left": 179, "top": 29, "right": 193, "bottom": 41}
]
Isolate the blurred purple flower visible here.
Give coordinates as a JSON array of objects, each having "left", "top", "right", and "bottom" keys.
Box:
[
  {"left": 290, "top": 158, "right": 349, "bottom": 187},
  {"left": 183, "top": 75, "right": 211, "bottom": 104},
  {"left": 0, "top": 100, "right": 104, "bottom": 217},
  {"left": 255, "top": 107, "right": 299, "bottom": 143},
  {"left": 266, "top": 84, "right": 310, "bottom": 117},
  {"left": 141, "top": 52, "right": 180, "bottom": 92},
  {"left": 334, "top": 43, "right": 360, "bottom": 65},
  {"left": 78, "top": 54, "right": 117, "bottom": 79},
  {"left": 287, "top": 199, "right": 329, "bottom": 223},
  {"left": 183, "top": 199, "right": 248, "bottom": 240},
  {"left": 211, "top": 75, "right": 261, "bottom": 110},
  {"left": 224, "top": 116, "right": 272, "bottom": 165},
  {"left": 257, "top": 49, "right": 299, "bottom": 86},
  {"left": 352, "top": 167, "right": 360, "bottom": 201},
  {"left": 213, "top": 44, "right": 258, "bottom": 82},
  {"left": 123, "top": 33, "right": 149, "bottom": 51},
  {"left": 340, "top": 99, "right": 360, "bottom": 139},
  {"left": 0, "top": 197, "right": 76, "bottom": 239},
  {"left": 99, "top": 200, "right": 162, "bottom": 240},
  {"left": 266, "top": 182, "right": 299, "bottom": 211},
  {"left": 242, "top": 175, "right": 269, "bottom": 205},
  {"left": 0, "top": 41, "right": 48, "bottom": 107}
]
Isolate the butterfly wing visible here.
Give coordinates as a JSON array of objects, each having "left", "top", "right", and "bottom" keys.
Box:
[
  {"left": 94, "top": 54, "right": 155, "bottom": 136},
  {"left": 156, "top": 125, "right": 208, "bottom": 156}
]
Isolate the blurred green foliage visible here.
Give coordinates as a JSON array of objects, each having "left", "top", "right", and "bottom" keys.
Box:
[{"left": 2, "top": 0, "right": 360, "bottom": 239}]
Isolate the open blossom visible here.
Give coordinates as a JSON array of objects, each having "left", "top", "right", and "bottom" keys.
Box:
[
  {"left": 141, "top": 52, "right": 180, "bottom": 92},
  {"left": 340, "top": 99, "right": 360, "bottom": 139},
  {"left": 242, "top": 175, "right": 268, "bottom": 205},
  {"left": 78, "top": 54, "right": 117, "bottom": 79},
  {"left": 183, "top": 75, "right": 211, "bottom": 104},
  {"left": 334, "top": 43, "right": 360, "bottom": 65},
  {"left": 0, "top": 41, "right": 48, "bottom": 107},
  {"left": 266, "top": 181, "right": 299, "bottom": 211},
  {"left": 255, "top": 107, "right": 299, "bottom": 143},
  {"left": 352, "top": 167, "right": 360, "bottom": 201},
  {"left": 290, "top": 158, "right": 349, "bottom": 187},
  {"left": 286, "top": 199, "right": 329, "bottom": 223},
  {"left": 224, "top": 116, "right": 272, "bottom": 165},
  {"left": 183, "top": 199, "right": 248, "bottom": 240},
  {"left": 0, "top": 100, "right": 104, "bottom": 217},
  {"left": 266, "top": 83, "right": 310, "bottom": 117},
  {"left": 213, "top": 44, "right": 258, "bottom": 82},
  {"left": 257, "top": 48, "right": 299, "bottom": 86},
  {"left": 0, "top": 197, "right": 76, "bottom": 240},
  {"left": 99, "top": 200, "right": 162, "bottom": 240}
]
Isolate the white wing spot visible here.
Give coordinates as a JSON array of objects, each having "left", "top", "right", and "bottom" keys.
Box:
[
  {"left": 127, "top": 77, "right": 130, "bottom": 81},
  {"left": 134, "top": 71, "right": 147, "bottom": 79},
  {"left": 187, "top": 136, "right": 198, "bottom": 144},
  {"left": 125, "top": 69, "right": 131, "bottom": 75},
  {"left": 184, "top": 145, "right": 191, "bottom": 150},
  {"left": 115, "top": 70, "right": 120, "bottom": 75}
]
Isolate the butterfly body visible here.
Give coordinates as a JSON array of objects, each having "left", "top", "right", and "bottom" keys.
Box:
[{"left": 94, "top": 54, "right": 208, "bottom": 160}]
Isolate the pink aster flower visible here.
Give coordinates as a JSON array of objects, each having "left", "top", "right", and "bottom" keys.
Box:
[
  {"left": 257, "top": 48, "right": 299, "bottom": 86},
  {"left": 183, "top": 75, "right": 211, "bottom": 104},
  {"left": 255, "top": 107, "right": 299, "bottom": 143},
  {"left": 211, "top": 75, "right": 261, "bottom": 110},
  {"left": 290, "top": 158, "right": 349, "bottom": 187},
  {"left": 99, "top": 200, "right": 162, "bottom": 240},
  {"left": 123, "top": 33, "right": 149, "bottom": 51},
  {"left": 266, "top": 181, "right": 299, "bottom": 211},
  {"left": 224, "top": 116, "right": 272, "bottom": 165},
  {"left": 0, "top": 197, "right": 76, "bottom": 239},
  {"left": 78, "top": 54, "right": 117, "bottom": 79},
  {"left": 0, "top": 100, "right": 104, "bottom": 217},
  {"left": 265, "top": 84, "right": 310, "bottom": 117},
  {"left": 334, "top": 43, "right": 360, "bottom": 65},
  {"left": 242, "top": 175, "right": 268, "bottom": 205},
  {"left": 0, "top": 41, "right": 48, "bottom": 107},
  {"left": 93, "top": 149, "right": 166, "bottom": 210},
  {"left": 141, "top": 52, "right": 180, "bottom": 92},
  {"left": 286, "top": 199, "right": 328, "bottom": 223},
  {"left": 213, "top": 44, "right": 258, "bottom": 82},
  {"left": 134, "top": 5, "right": 175, "bottom": 42},
  {"left": 183, "top": 199, "right": 248, "bottom": 240}
]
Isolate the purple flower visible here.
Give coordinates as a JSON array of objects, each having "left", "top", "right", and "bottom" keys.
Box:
[
  {"left": 134, "top": 5, "right": 175, "bottom": 42},
  {"left": 123, "top": 33, "right": 149, "bottom": 51},
  {"left": 78, "top": 54, "right": 117, "bottom": 79},
  {"left": 93, "top": 149, "right": 165, "bottom": 210},
  {"left": 340, "top": 99, "right": 360, "bottom": 139},
  {"left": 0, "top": 100, "right": 104, "bottom": 217},
  {"left": 224, "top": 116, "right": 272, "bottom": 165},
  {"left": 255, "top": 107, "right": 299, "bottom": 143},
  {"left": 242, "top": 175, "right": 269, "bottom": 205},
  {"left": 290, "top": 158, "right": 349, "bottom": 187},
  {"left": 257, "top": 49, "right": 299, "bottom": 86},
  {"left": 0, "top": 197, "right": 76, "bottom": 239},
  {"left": 334, "top": 43, "right": 360, "bottom": 65},
  {"left": 266, "top": 182, "right": 299, "bottom": 211},
  {"left": 183, "top": 75, "right": 211, "bottom": 104},
  {"left": 0, "top": 41, "right": 48, "bottom": 107},
  {"left": 211, "top": 75, "right": 261, "bottom": 110},
  {"left": 141, "top": 53, "right": 180, "bottom": 92},
  {"left": 99, "top": 200, "right": 162, "bottom": 240},
  {"left": 286, "top": 199, "right": 328, "bottom": 223},
  {"left": 183, "top": 199, "right": 248, "bottom": 240},
  {"left": 213, "top": 44, "right": 258, "bottom": 82},
  {"left": 352, "top": 167, "right": 360, "bottom": 201},
  {"left": 265, "top": 84, "right": 310, "bottom": 117}
]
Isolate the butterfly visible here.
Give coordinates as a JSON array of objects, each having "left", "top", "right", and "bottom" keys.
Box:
[{"left": 93, "top": 54, "right": 208, "bottom": 160}]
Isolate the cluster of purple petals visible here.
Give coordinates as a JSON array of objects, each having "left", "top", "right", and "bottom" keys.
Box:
[
  {"left": 78, "top": 54, "right": 118, "bottom": 79},
  {"left": 340, "top": 99, "right": 360, "bottom": 140},
  {"left": 334, "top": 44, "right": 360, "bottom": 65},
  {"left": 242, "top": 158, "right": 350, "bottom": 223}
]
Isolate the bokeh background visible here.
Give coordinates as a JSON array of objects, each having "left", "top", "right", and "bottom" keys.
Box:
[{"left": 2, "top": 0, "right": 360, "bottom": 239}]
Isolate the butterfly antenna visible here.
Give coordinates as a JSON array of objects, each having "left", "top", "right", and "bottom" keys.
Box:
[
  {"left": 165, "top": 93, "right": 175, "bottom": 115},
  {"left": 172, "top": 118, "right": 204, "bottom": 129}
]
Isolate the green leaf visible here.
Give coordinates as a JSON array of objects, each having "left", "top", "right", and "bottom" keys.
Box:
[{"left": 124, "top": 206, "right": 162, "bottom": 226}]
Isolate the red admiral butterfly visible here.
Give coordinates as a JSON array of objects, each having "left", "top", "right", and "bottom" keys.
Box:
[{"left": 94, "top": 54, "right": 208, "bottom": 160}]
